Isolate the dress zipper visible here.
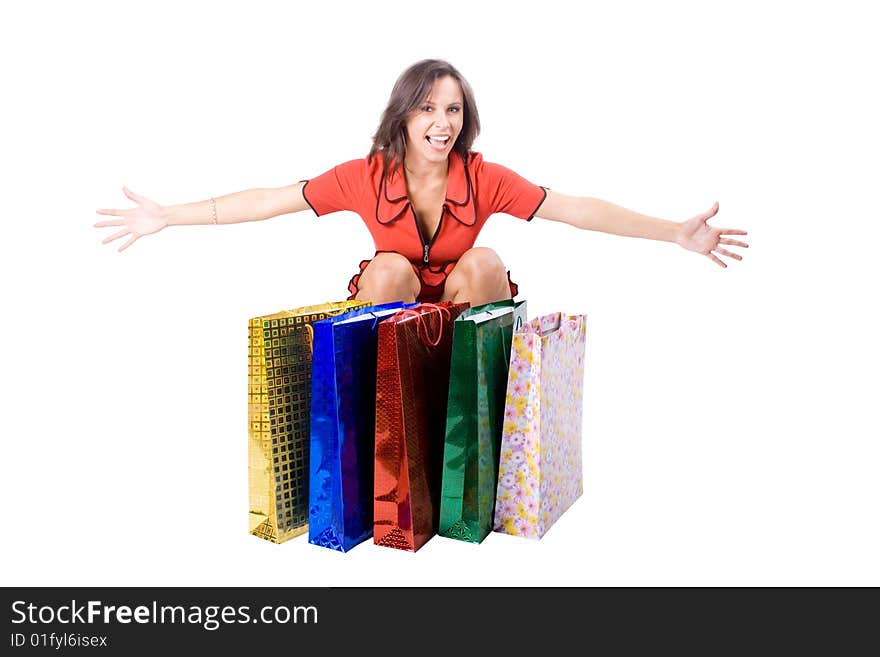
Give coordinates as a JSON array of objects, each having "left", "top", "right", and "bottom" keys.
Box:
[{"left": 413, "top": 205, "right": 445, "bottom": 264}]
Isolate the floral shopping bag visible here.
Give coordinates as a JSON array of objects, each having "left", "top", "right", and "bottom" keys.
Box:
[{"left": 493, "top": 313, "right": 587, "bottom": 539}]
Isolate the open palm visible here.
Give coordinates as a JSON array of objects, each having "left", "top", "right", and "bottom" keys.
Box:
[
  {"left": 677, "top": 202, "right": 749, "bottom": 268},
  {"left": 94, "top": 187, "right": 168, "bottom": 252}
]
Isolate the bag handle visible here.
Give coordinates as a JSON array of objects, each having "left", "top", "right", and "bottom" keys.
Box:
[
  {"left": 563, "top": 315, "right": 584, "bottom": 334},
  {"left": 394, "top": 303, "right": 452, "bottom": 346},
  {"left": 547, "top": 314, "right": 584, "bottom": 337},
  {"left": 524, "top": 313, "right": 584, "bottom": 338},
  {"left": 536, "top": 312, "right": 562, "bottom": 337}
]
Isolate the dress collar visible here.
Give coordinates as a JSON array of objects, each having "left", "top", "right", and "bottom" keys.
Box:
[{"left": 375, "top": 151, "right": 477, "bottom": 226}]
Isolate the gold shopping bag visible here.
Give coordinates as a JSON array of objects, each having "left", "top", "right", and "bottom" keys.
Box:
[{"left": 248, "top": 300, "right": 368, "bottom": 543}]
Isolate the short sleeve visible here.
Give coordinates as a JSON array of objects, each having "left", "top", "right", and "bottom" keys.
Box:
[
  {"left": 301, "top": 158, "right": 367, "bottom": 217},
  {"left": 480, "top": 161, "right": 548, "bottom": 221}
]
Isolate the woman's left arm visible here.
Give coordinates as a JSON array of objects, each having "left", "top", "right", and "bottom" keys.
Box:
[{"left": 534, "top": 191, "right": 749, "bottom": 268}]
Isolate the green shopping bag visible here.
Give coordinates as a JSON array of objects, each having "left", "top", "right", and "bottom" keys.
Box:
[{"left": 438, "top": 299, "right": 527, "bottom": 543}]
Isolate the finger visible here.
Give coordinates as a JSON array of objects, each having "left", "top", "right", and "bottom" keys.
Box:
[
  {"left": 122, "top": 186, "right": 147, "bottom": 205},
  {"left": 707, "top": 253, "right": 727, "bottom": 268},
  {"left": 714, "top": 247, "right": 742, "bottom": 261},
  {"left": 96, "top": 208, "right": 124, "bottom": 216},
  {"left": 720, "top": 229, "right": 748, "bottom": 235},
  {"left": 94, "top": 219, "right": 124, "bottom": 228},
  {"left": 695, "top": 202, "right": 719, "bottom": 225},
  {"left": 705, "top": 201, "right": 719, "bottom": 219},
  {"left": 102, "top": 229, "right": 130, "bottom": 244},
  {"left": 118, "top": 235, "right": 137, "bottom": 252},
  {"left": 719, "top": 238, "right": 749, "bottom": 248}
]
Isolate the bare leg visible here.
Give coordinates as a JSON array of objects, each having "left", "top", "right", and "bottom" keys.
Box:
[
  {"left": 440, "top": 247, "right": 512, "bottom": 306},
  {"left": 354, "top": 252, "right": 421, "bottom": 303}
]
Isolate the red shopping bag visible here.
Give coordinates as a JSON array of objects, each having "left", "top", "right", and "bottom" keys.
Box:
[{"left": 373, "top": 302, "right": 469, "bottom": 552}]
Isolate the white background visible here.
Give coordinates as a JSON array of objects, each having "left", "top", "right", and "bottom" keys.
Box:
[{"left": 2, "top": 0, "right": 877, "bottom": 586}]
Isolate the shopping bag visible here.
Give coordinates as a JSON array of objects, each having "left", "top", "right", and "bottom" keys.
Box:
[
  {"left": 373, "top": 302, "right": 470, "bottom": 552},
  {"left": 493, "top": 313, "right": 587, "bottom": 539},
  {"left": 308, "top": 302, "right": 417, "bottom": 552},
  {"left": 248, "top": 300, "right": 368, "bottom": 544},
  {"left": 438, "top": 300, "right": 528, "bottom": 543}
]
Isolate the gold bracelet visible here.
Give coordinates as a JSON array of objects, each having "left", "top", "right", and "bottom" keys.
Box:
[{"left": 210, "top": 197, "right": 218, "bottom": 224}]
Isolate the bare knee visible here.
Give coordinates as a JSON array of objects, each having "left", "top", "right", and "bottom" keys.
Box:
[
  {"left": 356, "top": 253, "right": 419, "bottom": 302},
  {"left": 454, "top": 248, "right": 507, "bottom": 286},
  {"left": 443, "top": 248, "right": 510, "bottom": 305}
]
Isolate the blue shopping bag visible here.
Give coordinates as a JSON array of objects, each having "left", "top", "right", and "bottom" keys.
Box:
[{"left": 308, "top": 302, "right": 417, "bottom": 551}]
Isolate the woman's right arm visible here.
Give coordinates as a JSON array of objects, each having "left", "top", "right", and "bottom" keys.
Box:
[
  {"left": 95, "top": 182, "right": 311, "bottom": 251},
  {"left": 165, "top": 182, "right": 310, "bottom": 225}
]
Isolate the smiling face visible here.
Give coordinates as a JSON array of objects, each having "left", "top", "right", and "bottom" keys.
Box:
[{"left": 404, "top": 75, "right": 464, "bottom": 168}]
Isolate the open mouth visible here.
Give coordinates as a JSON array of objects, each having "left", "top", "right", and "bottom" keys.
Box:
[{"left": 425, "top": 135, "right": 451, "bottom": 150}]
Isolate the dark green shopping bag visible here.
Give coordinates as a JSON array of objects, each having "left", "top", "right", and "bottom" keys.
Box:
[{"left": 438, "top": 299, "right": 527, "bottom": 543}]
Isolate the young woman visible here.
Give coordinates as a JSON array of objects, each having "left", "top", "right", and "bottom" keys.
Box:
[{"left": 95, "top": 59, "right": 748, "bottom": 305}]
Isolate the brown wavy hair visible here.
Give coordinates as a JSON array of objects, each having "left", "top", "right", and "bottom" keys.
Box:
[{"left": 368, "top": 59, "right": 481, "bottom": 180}]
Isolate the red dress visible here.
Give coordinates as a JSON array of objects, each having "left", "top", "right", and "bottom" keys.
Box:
[{"left": 302, "top": 151, "right": 546, "bottom": 302}]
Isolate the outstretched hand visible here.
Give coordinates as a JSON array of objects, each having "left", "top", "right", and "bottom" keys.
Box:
[
  {"left": 94, "top": 187, "right": 168, "bottom": 252},
  {"left": 676, "top": 202, "right": 749, "bottom": 268}
]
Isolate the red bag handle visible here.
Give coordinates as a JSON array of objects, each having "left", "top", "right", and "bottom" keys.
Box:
[{"left": 394, "top": 303, "right": 452, "bottom": 346}]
